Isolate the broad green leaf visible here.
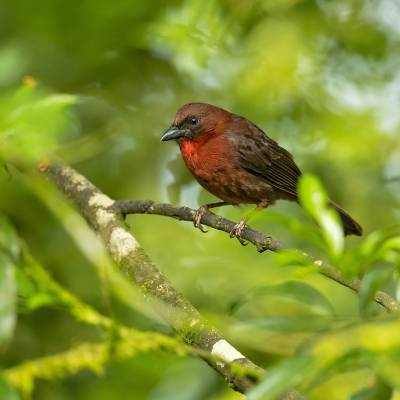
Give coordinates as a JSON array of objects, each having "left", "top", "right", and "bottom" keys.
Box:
[
  {"left": 298, "top": 174, "right": 344, "bottom": 258},
  {"left": 253, "top": 281, "right": 335, "bottom": 316},
  {"left": 0, "top": 254, "right": 16, "bottom": 347},
  {"left": 248, "top": 356, "right": 313, "bottom": 400},
  {"left": 359, "top": 266, "right": 394, "bottom": 315}
]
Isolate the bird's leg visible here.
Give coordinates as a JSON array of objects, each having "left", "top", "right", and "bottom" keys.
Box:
[
  {"left": 229, "top": 201, "right": 268, "bottom": 245},
  {"left": 193, "top": 201, "right": 229, "bottom": 233}
]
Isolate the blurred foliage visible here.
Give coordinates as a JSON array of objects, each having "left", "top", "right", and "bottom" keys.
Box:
[
  {"left": 0, "top": 217, "right": 17, "bottom": 351},
  {"left": 1, "top": 0, "right": 400, "bottom": 399},
  {"left": 0, "top": 81, "right": 77, "bottom": 163}
]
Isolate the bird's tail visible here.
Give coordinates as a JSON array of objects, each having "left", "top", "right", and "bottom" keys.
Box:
[{"left": 328, "top": 200, "right": 363, "bottom": 236}]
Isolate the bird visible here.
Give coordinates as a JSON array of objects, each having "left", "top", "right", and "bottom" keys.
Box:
[{"left": 160, "top": 102, "right": 362, "bottom": 240}]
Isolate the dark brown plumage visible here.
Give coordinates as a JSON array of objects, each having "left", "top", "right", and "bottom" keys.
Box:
[{"left": 161, "top": 103, "right": 362, "bottom": 237}]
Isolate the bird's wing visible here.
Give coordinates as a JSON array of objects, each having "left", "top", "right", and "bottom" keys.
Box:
[{"left": 229, "top": 117, "right": 301, "bottom": 197}]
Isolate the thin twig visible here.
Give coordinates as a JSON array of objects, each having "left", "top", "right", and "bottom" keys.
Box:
[{"left": 114, "top": 200, "right": 398, "bottom": 313}]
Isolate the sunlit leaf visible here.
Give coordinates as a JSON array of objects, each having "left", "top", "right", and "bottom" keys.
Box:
[
  {"left": 298, "top": 174, "right": 344, "bottom": 258},
  {"left": 298, "top": 175, "right": 329, "bottom": 217}
]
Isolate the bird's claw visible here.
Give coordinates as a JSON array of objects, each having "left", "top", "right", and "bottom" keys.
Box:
[
  {"left": 193, "top": 206, "right": 208, "bottom": 233},
  {"left": 229, "top": 220, "right": 248, "bottom": 246}
]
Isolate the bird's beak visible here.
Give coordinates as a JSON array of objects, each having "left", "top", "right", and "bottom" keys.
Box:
[{"left": 160, "top": 126, "right": 188, "bottom": 142}]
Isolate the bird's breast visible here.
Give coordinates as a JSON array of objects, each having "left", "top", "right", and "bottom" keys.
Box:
[
  {"left": 178, "top": 136, "right": 278, "bottom": 205},
  {"left": 179, "top": 137, "right": 227, "bottom": 178}
]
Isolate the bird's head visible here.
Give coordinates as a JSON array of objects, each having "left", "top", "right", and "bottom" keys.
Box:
[{"left": 161, "top": 103, "right": 231, "bottom": 143}]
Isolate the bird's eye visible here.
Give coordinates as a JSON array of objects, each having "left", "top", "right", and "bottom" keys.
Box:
[{"left": 190, "top": 117, "right": 199, "bottom": 125}]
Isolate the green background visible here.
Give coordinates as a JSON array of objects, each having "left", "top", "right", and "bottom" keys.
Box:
[{"left": 1, "top": 0, "right": 400, "bottom": 399}]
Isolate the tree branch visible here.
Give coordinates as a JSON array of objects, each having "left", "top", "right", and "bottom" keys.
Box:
[
  {"left": 41, "top": 164, "right": 304, "bottom": 398},
  {"left": 114, "top": 200, "right": 398, "bottom": 313}
]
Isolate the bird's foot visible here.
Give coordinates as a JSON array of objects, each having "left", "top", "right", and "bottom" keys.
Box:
[
  {"left": 229, "top": 220, "right": 248, "bottom": 246},
  {"left": 193, "top": 205, "right": 209, "bottom": 233}
]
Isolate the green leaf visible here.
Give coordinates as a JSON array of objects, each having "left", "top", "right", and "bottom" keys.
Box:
[
  {"left": 0, "top": 376, "right": 19, "bottom": 400},
  {"left": 319, "top": 207, "right": 344, "bottom": 258},
  {"left": 253, "top": 281, "right": 335, "bottom": 316},
  {"left": 248, "top": 356, "right": 313, "bottom": 400},
  {"left": 298, "top": 174, "right": 344, "bottom": 258},
  {"left": 359, "top": 266, "right": 394, "bottom": 315},
  {"left": 0, "top": 254, "right": 16, "bottom": 348},
  {"left": 298, "top": 174, "right": 329, "bottom": 217}
]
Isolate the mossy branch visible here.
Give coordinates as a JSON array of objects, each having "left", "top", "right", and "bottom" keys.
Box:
[{"left": 40, "top": 164, "right": 301, "bottom": 397}]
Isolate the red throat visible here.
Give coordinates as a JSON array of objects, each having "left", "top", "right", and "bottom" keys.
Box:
[
  {"left": 179, "top": 139, "right": 198, "bottom": 159},
  {"left": 178, "top": 130, "right": 215, "bottom": 165}
]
